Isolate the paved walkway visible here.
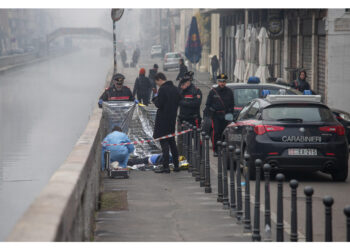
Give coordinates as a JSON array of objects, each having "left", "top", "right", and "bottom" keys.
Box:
[{"left": 94, "top": 169, "right": 251, "bottom": 242}]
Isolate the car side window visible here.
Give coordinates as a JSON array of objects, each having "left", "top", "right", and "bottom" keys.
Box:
[{"left": 245, "top": 101, "right": 260, "bottom": 119}]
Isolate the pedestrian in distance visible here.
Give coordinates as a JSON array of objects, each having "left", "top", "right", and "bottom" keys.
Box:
[
  {"left": 120, "top": 49, "right": 127, "bottom": 67},
  {"left": 98, "top": 73, "right": 134, "bottom": 108},
  {"left": 290, "top": 69, "right": 311, "bottom": 93},
  {"left": 101, "top": 125, "right": 135, "bottom": 171},
  {"left": 148, "top": 64, "right": 159, "bottom": 98},
  {"left": 204, "top": 73, "right": 234, "bottom": 156},
  {"left": 176, "top": 58, "right": 188, "bottom": 84},
  {"left": 133, "top": 68, "right": 153, "bottom": 106},
  {"left": 152, "top": 72, "right": 181, "bottom": 173},
  {"left": 211, "top": 55, "right": 219, "bottom": 83}
]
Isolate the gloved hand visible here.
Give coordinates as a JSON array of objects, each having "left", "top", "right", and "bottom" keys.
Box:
[
  {"left": 98, "top": 99, "right": 103, "bottom": 108},
  {"left": 134, "top": 99, "right": 139, "bottom": 104}
]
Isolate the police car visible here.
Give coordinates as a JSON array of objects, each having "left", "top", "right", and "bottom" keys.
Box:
[{"left": 224, "top": 95, "right": 349, "bottom": 181}]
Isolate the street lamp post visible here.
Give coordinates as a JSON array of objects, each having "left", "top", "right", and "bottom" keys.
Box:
[{"left": 111, "top": 9, "right": 124, "bottom": 74}]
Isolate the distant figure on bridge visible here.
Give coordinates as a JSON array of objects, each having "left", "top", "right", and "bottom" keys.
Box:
[
  {"left": 120, "top": 49, "right": 127, "bottom": 67},
  {"left": 98, "top": 73, "right": 134, "bottom": 108},
  {"left": 133, "top": 68, "right": 153, "bottom": 106},
  {"left": 131, "top": 48, "right": 140, "bottom": 67},
  {"left": 101, "top": 125, "right": 135, "bottom": 170}
]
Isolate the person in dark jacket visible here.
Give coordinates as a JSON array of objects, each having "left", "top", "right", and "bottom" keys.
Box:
[
  {"left": 152, "top": 72, "right": 180, "bottom": 173},
  {"left": 178, "top": 71, "right": 202, "bottom": 127},
  {"left": 211, "top": 55, "right": 219, "bottom": 83},
  {"left": 120, "top": 49, "right": 127, "bottom": 67},
  {"left": 176, "top": 58, "right": 188, "bottom": 83},
  {"left": 204, "top": 73, "right": 234, "bottom": 156},
  {"left": 148, "top": 64, "right": 158, "bottom": 98},
  {"left": 290, "top": 69, "right": 310, "bottom": 93},
  {"left": 133, "top": 68, "right": 153, "bottom": 105},
  {"left": 98, "top": 73, "right": 134, "bottom": 108}
]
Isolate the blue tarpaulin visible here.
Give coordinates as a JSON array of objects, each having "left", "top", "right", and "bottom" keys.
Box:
[{"left": 185, "top": 16, "right": 202, "bottom": 64}]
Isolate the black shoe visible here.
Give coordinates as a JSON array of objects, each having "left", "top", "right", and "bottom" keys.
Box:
[
  {"left": 213, "top": 152, "right": 218, "bottom": 157},
  {"left": 173, "top": 167, "right": 180, "bottom": 172},
  {"left": 154, "top": 167, "right": 170, "bottom": 173}
]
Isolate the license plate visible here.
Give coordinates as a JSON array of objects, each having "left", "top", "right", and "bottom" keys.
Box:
[{"left": 288, "top": 148, "right": 317, "bottom": 156}]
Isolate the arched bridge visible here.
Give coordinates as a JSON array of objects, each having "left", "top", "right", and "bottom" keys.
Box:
[{"left": 47, "top": 27, "right": 113, "bottom": 44}]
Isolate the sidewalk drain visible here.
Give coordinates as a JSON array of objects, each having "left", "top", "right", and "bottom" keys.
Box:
[{"left": 100, "top": 190, "right": 128, "bottom": 211}]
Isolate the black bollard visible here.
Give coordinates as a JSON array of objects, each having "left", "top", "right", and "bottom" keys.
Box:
[
  {"left": 323, "top": 196, "right": 334, "bottom": 242},
  {"left": 263, "top": 164, "right": 272, "bottom": 241},
  {"left": 229, "top": 145, "right": 236, "bottom": 217},
  {"left": 217, "top": 141, "right": 223, "bottom": 203},
  {"left": 195, "top": 128, "right": 201, "bottom": 182},
  {"left": 252, "top": 159, "right": 262, "bottom": 241},
  {"left": 188, "top": 124, "right": 193, "bottom": 172},
  {"left": 185, "top": 122, "right": 190, "bottom": 166},
  {"left": 243, "top": 153, "right": 252, "bottom": 233},
  {"left": 192, "top": 126, "right": 198, "bottom": 177},
  {"left": 200, "top": 132, "right": 206, "bottom": 187},
  {"left": 304, "top": 186, "right": 314, "bottom": 242},
  {"left": 235, "top": 148, "right": 243, "bottom": 223},
  {"left": 204, "top": 135, "right": 212, "bottom": 193},
  {"left": 276, "top": 173, "right": 285, "bottom": 242},
  {"left": 290, "top": 179, "right": 299, "bottom": 242},
  {"left": 182, "top": 122, "right": 187, "bottom": 160},
  {"left": 222, "top": 142, "right": 229, "bottom": 209},
  {"left": 344, "top": 205, "right": 350, "bottom": 241}
]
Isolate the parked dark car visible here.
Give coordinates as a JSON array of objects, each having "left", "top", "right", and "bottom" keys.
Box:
[{"left": 224, "top": 95, "right": 349, "bottom": 181}]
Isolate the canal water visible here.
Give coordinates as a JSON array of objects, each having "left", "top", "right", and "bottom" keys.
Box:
[{"left": 0, "top": 48, "right": 111, "bottom": 240}]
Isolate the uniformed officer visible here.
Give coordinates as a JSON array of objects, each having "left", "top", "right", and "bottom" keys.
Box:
[
  {"left": 204, "top": 73, "right": 234, "bottom": 156},
  {"left": 178, "top": 71, "right": 202, "bottom": 127},
  {"left": 98, "top": 73, "right": 134, "bottom": 108},
  {"left": 177, "top": 71, "right": 202, "bottom": 156}
]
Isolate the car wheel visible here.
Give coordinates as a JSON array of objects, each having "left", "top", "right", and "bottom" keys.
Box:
[{"left": 331, "top": 162, "right": 348, "bottom": 182}]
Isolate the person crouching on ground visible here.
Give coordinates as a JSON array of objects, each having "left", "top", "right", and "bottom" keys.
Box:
[{"left": 101, "top": 125, "right": 135, "bottom": 170}]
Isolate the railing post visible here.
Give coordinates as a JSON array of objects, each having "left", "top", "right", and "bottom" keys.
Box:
[
  {"left": 195, "top": 128, "right": 201, "bottom": 182},
  {"left": 276, "top": 173, "right": 285, "bottom": 242},
  {"left": 217, "top": 141, "right": 223, "bottom": 202},
  {"left": 222, "top": 142, "right": 229, "bottom": 209},
  {"left": 182, "top": 122, "right": 187, "bottom": 160},
  {"left": 304, "top": 186, "right": 314, "bottom": 242},
  {"left": 290, "top": 179, "right": 299, "bottom": 242},
  {"left": 188, "top": 124, "right": 193, "bottom": 172},
  {"left": 323, "top": 196, "right": 334, "bottom": 242},
  {"left": 235, "top": 148, "right": 243, "bottom": 223},
  {"left": 204, "top": 135, "right": 212, "bottom": 193},
  {"left": 252, "top": 159, "right": 262, "bottom": 241},
  {"left": 344, "top": 205, "right": 350, "bottom": 241},
  {"left": 243, "top": 153, "right": 251, "bottom": 233},
  {"left": 105, "top": 150, "right": 111, "bottom": 177},
  {"left": 192, "top": 126, "right": 198, "bottom": 177},
  {"left": 263, "top": 164, "right": 272, "bottom": 241},
  {"left": 200, "top": 132, "right": 206, "bottom": 187},
  {"left": 229, "top": 145, "right": 236, "bottom": 217}
]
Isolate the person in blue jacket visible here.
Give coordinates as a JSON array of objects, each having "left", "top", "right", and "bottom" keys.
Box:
[{"left": 101, "top": 125, "right": 135, "bottom": 170}]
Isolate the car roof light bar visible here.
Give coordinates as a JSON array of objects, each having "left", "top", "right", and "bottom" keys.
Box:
[{"left": 266, "top": 95, "right": 322, "bottom": 103}]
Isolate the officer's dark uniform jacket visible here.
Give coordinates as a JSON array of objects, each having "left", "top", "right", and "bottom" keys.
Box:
[
  {"left": 99, "top": 85, "right": 134, "bottom": 102},
  {"left": 205, "top": 86, "right": 234, "bottom": 118},
  {"left": 179, "top": 83, "right": 202, "bottom": 124}
]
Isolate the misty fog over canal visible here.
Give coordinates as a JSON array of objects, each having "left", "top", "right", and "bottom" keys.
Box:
[{"left": 0, "top": 49, "right": 112, "bottom": 240}]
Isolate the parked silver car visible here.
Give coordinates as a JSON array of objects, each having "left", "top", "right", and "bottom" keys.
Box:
[{"left": 163, "top": 52, "right": 182, "bottom": 71}]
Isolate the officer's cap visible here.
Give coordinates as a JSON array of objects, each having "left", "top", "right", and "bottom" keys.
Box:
[
  {"left": 113, "top": 73, "right": 125, "bottom": 83},
  {"left": 217, "top": 73, "right": 228, "bottom": 81}
]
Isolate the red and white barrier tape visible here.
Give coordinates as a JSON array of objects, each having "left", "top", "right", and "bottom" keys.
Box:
[{"left": 102, "top": 128, "right": 192, "bottom": 146}]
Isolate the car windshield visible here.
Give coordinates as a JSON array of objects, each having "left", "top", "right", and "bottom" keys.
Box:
[
  {"left": 232, "top": 88, "right": 259, "bottom": 107},
  {"left": 166, "top": 53, "right": 181, "bottom": 58},
  {"left": 262, "top": 104, "right": 335, "bottom": 122}
]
